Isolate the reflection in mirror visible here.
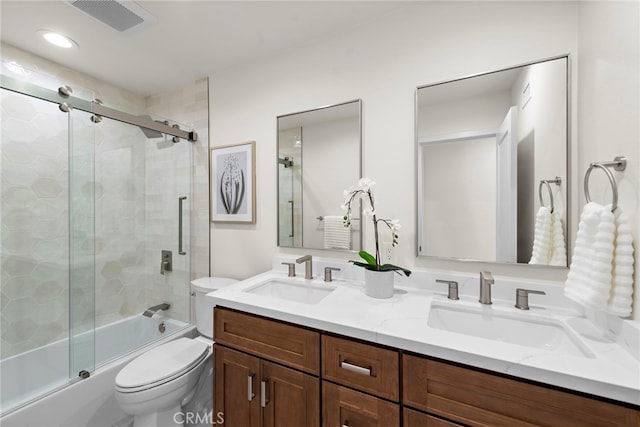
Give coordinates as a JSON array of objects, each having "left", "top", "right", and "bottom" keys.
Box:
[
  {"left": 417, "top": 56, "right": 568, "bottom": 266},
  {"left": 278, "top": 100, "right": 362, "bottom": 251}
]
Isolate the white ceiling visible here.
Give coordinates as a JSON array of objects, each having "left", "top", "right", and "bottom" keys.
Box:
[{"left": 0, "top": 1, "right": 405, "bottom": 97}]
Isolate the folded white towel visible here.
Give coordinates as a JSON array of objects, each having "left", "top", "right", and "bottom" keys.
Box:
[
  {"left": 323, "top": 215, "right": 351, "bottom": 250},
  {"left": 564, "top": 202, "right": 614, "bottom": 311},
  {"left": 607, "top": 207, "right": 635, "bottom": 317}
]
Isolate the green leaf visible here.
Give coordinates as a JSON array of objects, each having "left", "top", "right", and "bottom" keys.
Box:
[
  {"left": 358, "top": 250, "right": 378, "bottom": 268},
  {"left": 349, "top": 261, "right": 376, "bottom": 270},
  {"left": 378, "top": 263, "right": 412, "bottom": 276}
]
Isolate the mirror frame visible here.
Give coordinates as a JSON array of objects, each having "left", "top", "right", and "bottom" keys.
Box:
[
  {"left": 414, "top": 55, "right": 571, "bottom": 268},
  {"left": 277, "top": 99, "right": 363, "bottom": 252}
]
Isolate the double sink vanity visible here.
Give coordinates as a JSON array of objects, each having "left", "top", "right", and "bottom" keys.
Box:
[{"left": 209, "top": 257, "right": 639, "bottom": 426}]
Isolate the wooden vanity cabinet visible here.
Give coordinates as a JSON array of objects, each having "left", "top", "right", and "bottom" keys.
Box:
[
  {"left": 213, "top": 307, "right": 638, "bottom": 427},
  {"left": 403, "top": 354, "right": 639, "bottom": 427},
  {"left": 213, "top": 308, "right": 320, "bottom": 427}
]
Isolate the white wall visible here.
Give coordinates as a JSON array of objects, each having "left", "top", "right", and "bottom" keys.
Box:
[
  {"left": 577, "top": 1, "right": 639, "bottom": 319},
  {"left": 209, "top": 1, "right": 640, "bottom": 320},
  {"left": 209, "top": 1, "right": 580, "bottom": 281}
]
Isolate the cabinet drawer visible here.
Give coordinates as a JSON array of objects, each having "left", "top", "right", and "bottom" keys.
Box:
[
  {"left": 403, "top": 354, "right": 639, "bottom": 427},
  {"left": 214, "top": 307, "right": 320, "bottom": 375},
  {"left": 322, "top": 335, "right": 399, "bottom": 401},
  {"left": 404, "top": 408, "right": 463, "bottom": 427},
  {"left": 322, "top": 381, "right": 399, "bottom": 427}
]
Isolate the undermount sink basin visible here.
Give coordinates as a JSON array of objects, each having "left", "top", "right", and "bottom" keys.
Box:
[
  {"left": 244, "top": 279, "right": 335, "bottom": 304},
  {"left": 428, "top": 302, "right": 594, "bottom": 358}
]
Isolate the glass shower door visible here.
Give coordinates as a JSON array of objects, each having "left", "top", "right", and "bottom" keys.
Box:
[
  {"left": 69, "top": 106, "right": 96, "bottom": 379},
  {"left": 0, "top": 84, "right": 96, "bottom": 413},
  {"left": 90, "top": 115, "right": 192, "bottom": 366}
]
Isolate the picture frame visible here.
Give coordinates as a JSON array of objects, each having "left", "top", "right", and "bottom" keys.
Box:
[{"left": 211, "top": 141, "right": 256, "bottom": 223}]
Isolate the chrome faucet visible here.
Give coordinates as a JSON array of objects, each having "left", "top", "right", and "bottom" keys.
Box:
[
  {"left": 296, "top": 255, "right": 313, "bottom": 279},
  {"left": 479, "top": 271, "right": 494, "bottom": 305},
  {"left": 143, "top": 303, "right": 171, "bottom": 317}
]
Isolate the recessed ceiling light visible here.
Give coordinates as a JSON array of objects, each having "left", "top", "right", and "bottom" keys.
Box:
[{"left": 38, "top": 30, "right": 78, "bottom": 49}]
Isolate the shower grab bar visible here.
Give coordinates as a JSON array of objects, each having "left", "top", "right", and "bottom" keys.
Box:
[
  {"left": 584, "top": 156, "right": 627, "bottom": 212},
  {"left": 538, "top": 177, "right": 561, "bottom": 213},
  {"left": 178, "top": 197, "right": 187, "bottom": 255}
]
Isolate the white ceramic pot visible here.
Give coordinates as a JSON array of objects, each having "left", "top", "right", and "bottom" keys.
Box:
[{"left": 364, "top": 269, "right": 395, "bottom": 299}]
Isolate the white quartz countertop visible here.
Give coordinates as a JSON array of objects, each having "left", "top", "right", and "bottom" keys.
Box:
[{"left": 207, "top": 270, "right": 640, "bottom": 406}]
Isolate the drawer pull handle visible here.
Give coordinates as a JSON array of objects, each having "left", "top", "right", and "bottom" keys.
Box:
[
  {"left": 340, "top": 361, "right": 372, "bottom": 376},
  {"left": 342, "top": 422, "right": 349, "bottom": 427},
  {"left": 247, "top": 374, "right": 255, "bottom": 401},
  {"left": 260, "top": 379, "right": 269, "bottom": 407}
]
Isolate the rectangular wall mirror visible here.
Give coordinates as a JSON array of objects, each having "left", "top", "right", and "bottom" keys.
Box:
[
  {"left": 416, "top": 56, "right": 568, "bottom": 266},
  {"left": 277, "top": 99, "right": 362, "bottom": 251}
]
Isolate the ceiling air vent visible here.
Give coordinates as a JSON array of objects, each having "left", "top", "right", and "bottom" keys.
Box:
[{"left": 66, "top": 0, "right": 156, "bottom": 34}]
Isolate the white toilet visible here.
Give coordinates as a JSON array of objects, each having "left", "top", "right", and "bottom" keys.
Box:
[{"left": 114, "top": 277, "right": 238, "bottom": 427}]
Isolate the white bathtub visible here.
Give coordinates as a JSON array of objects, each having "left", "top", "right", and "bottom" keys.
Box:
[{"left": 1, "top": 315, "right": 191, "bottom": 425}]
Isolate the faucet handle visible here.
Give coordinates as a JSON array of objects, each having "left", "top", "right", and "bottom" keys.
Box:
[
  {"left": 435, "top": 279, "right": 459, "bottom": 300},
  {"left": 515, "top": 288, "right": 546, "bottom": 310},
  {"left": 282, "top": 262, "right": 296, "bottom": 277},
  {"left": 480, "top": 271, "right": 494, "bottom": 282},
  {"left": 324, "top": 267, "right": 341, "bottom": 282}
]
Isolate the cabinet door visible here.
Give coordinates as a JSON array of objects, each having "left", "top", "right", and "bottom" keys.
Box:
[
  {"left": 214, "top": 345, "right": 261, "bottom": 427},
  {"left": 323, "top": 382, "right": 399, "bottom": 427},
  {"left": 262, "top": 360, "right": 320, "bottom": 427}
]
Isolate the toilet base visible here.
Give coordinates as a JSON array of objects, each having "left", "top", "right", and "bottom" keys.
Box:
[{"left": 131, "top": 403, "right": 182, "bottom": 427}]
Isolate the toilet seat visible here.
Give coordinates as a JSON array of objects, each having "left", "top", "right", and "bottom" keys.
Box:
[{"left": 115, "top": 337, "right": 209, "bottom": 393}]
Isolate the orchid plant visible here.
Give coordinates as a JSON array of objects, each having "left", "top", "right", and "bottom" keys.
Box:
[{"left": 342, "top": 178, "right": 411, "bottom": 276}]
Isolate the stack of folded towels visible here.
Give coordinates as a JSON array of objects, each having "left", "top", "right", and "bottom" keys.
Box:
[
  {"left": 529, "top": 206, "right": 567, "bottom": 266},
  {"left": 564, "top": 202, "right": 635, "bottom": 317}
]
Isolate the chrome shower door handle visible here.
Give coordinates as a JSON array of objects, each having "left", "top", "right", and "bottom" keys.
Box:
[{"left": 178, "top": 196, "right": 187, "bottom": 255}]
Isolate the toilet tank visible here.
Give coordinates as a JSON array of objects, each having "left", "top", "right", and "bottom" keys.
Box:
[{"left": 190, "top": 277, "right": 238, "bottom": 338}]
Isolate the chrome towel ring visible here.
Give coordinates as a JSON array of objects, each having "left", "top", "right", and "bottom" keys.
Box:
[
  {"left": 584, "top": 156, "right": 627, "bottom": 211},
  {"left": 539, "top": 177, "right": 562, "bottom": 213}
]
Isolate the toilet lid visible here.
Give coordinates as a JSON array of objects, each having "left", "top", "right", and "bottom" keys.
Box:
[{"left": 115, "top": 337, "right": 209, "bottom": 390}]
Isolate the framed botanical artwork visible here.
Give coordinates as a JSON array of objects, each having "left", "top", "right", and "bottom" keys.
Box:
[{"left": 211, "top": 141, "right": 256, "bottom": 223}]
